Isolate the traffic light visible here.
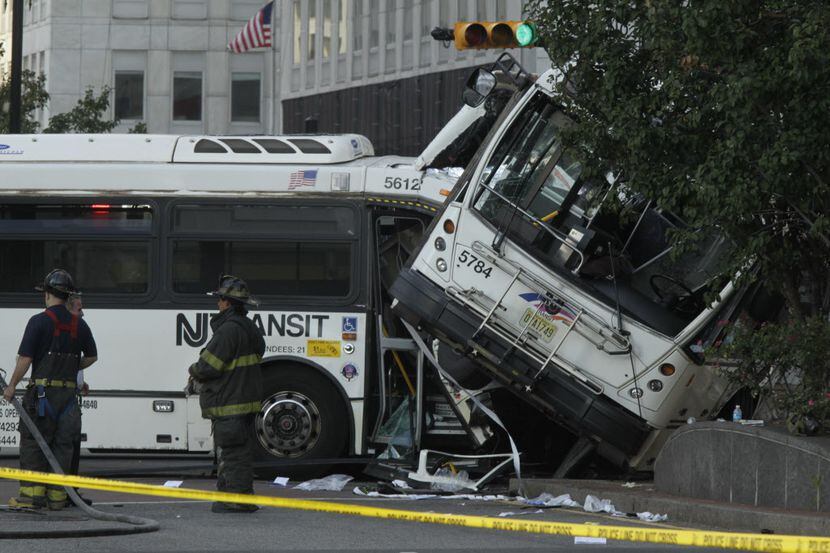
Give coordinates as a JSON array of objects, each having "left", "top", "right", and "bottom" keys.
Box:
[{"left": 453, "top": 21, "right": 538, "bottom": 50}]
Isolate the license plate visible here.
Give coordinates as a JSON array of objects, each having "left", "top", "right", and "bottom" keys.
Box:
[{"left": 520, "top": 308, "right": 558, "bottom": 343}]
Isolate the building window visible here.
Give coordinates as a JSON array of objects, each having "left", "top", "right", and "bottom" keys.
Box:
[
  {"left": 173, "top": 71, "right": 202, "bottom": 121},
  {"left": 496, "top": 0, "right": 507, "bottom": 19},
  {"left": 385, "top": 1, "right": 395, "bottom": 44},
  {"left": 352, "top": 0, "right": 362, "bottom": 52},
  {"left": 293, "top": 0, "right": 302, "bottom": 64},
  {"left": 230, "top": 0, "right": 264, "bottom": 20},
  {"left": 322, "top": 0, "right": 332, "bottom": 59},
  {"left": 113, "top": 0, "right": 149, "bottom": 19},
  {"left": 421, "top": 0, "right": 431, "bottom": 37},
  {"left": 439, "top": 1, "right": 450, "bottom": 30},
  {"left": 114, "top": 70, "right": 144, "bottom": 120},
  {"left": 172, "top": 0, "right": 207, "bottom": 19},
  {"left": 308, "top": 0, "right": 317, "bottom": 61},
  {"left": 369, "top": 0, "right": 379, "bottom": 48},
  {"left": 338, "top": 0, "right": 347, "bottom": 54},
  {"left": 476, "top": 0, "right": 486, "bottom": 21},
  {"left": 231, "top": 72, "right": 261, "bottom": 122},
  {"left": 403, "top": 1, "right": 413, "bottom": 41}
]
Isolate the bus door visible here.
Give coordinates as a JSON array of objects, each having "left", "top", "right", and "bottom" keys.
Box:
[{"left": 368, "top": 209, "right": 494, "bottom": 458}]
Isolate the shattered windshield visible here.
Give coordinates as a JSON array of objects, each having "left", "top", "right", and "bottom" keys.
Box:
[{"left": 471, "top": 92, "right": 731, "bottom": 336}]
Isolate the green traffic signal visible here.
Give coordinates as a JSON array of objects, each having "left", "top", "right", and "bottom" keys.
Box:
[
  {"left": 450, "top": 20, "right": 538, "bottom": 50},
  {"left": 515, "top": 22, "right": 537, "bottom": 47}
]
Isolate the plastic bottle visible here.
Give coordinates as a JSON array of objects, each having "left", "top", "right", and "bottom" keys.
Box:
[{"left": 732, "top": 404, "right": 742, "bottom": 422}]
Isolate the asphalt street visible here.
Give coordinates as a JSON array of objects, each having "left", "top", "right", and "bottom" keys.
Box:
[{"left": 0, "top": 458, "right": 742, "bottom": 553}]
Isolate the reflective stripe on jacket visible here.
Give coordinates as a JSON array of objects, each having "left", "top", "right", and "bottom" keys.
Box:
[{"left": 188, "top": 309, "right": 265, "bottom": 419}]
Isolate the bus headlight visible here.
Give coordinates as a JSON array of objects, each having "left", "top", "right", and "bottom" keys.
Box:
[
  {"left": 436, "top": 258, "right": 448, "bottom": 272},
  {"left": 648, "top": 379, "right": 663, "bottom": 392},
  {"left": 434, "top": 237, "right": 446, "bottom": 251},
  {"left": 628, "top": 387, "right": 644, "bottom": 399}
]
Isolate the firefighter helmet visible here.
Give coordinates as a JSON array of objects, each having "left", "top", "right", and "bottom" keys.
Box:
[
  {"left": 35, "top": 269, "right": 80, "bottom": 299},
  {"left": 207, "top": 274, "right": 259, "bottom": 307}
]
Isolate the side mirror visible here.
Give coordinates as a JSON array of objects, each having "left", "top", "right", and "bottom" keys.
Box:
[{"left": 463, "top": 69, "right": 497, "bottom": 108}]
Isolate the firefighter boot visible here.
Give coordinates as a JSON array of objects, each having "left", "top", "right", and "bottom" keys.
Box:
[
  {"left": 46, "top": 489, "right": 68, "bottom": 511},
  {"left": 10, "top": 485, "right": 46, "bottom": 509},
  {"left": 211, "top": 501, "right": 259, "bottom": 513}
]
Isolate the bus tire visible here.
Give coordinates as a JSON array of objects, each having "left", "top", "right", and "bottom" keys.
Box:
[{"left": 252, "top": 364, "right": 348, "bottom": 479}]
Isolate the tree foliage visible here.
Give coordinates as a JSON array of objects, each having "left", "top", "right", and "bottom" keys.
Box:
[
  {"left": 1, "top": 44, "right": 130, "bottom": 133},
  {"left": 0, "top": 69, "right": 49, "bottom": 133},
  {"left": 43, "top": 86, "right": 118, "bottom": 133},
  {"left": 527, "top": 0, "right": 830, "bottom": 425}
]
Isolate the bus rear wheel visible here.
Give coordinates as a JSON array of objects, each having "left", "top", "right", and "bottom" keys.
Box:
[{"left": 252, "top": 365, "right": 348, "bottom": 479}]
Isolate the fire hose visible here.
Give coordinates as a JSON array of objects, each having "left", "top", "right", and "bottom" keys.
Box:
[{"left": 0, "top": 370, "right": 159, "bottom": 538}]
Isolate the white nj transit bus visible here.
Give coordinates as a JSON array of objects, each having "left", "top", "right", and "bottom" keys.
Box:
[
  {"left": 0, "top": 131, "right": 491, "bottom": 470},
  {"left": 391, "top": 62, "right": 778, "bottom": 473}
]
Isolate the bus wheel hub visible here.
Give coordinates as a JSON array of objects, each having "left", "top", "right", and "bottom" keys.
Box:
[{"left": 256, "top": 392, "right": 321, "bottom": 457}]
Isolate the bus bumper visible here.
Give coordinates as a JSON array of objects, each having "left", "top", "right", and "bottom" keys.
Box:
[{"left": 391, "top": 268, "right": 652, "bottom": 465}]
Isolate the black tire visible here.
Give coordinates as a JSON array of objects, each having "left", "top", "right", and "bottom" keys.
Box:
[{"left": 252, "top": 364, "right": 348, "bottom": 479}]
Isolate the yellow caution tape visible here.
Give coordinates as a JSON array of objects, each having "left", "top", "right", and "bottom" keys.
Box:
[{"left": 1, "top": 467, "right": 828, "bottom": 553}]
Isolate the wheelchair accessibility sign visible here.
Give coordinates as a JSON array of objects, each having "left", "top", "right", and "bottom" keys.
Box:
[
  {"left": 342, "top": 317, "right": 358, "bottom": 332},
  {"left": 342, "top": 317, "right": 358, "bottom": 341}
]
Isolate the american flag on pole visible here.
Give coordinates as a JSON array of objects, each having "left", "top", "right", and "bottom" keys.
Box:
[
  {"left": 227, "top": 1, "right": 274, "bottom": 53},
  {"left": 288, "top": 169, "right": 318, "bottom": 190}
]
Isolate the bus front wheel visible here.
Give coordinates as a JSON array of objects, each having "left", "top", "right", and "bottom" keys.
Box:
[{"left": 252, "top": 365, "right": 348, "bottom": 478}]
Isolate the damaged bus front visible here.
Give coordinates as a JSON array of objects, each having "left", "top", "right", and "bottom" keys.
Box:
[{"left": 392, "top": 62, "right": 763, "bottom": 472}]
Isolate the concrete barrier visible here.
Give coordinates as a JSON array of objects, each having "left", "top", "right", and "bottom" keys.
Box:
[{"left": 655, "top": 421, "right": 830, "bottom": 512}]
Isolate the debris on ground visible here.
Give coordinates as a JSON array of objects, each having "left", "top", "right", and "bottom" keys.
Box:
[
  {"left": 429, "top": 468, "right": 473, "bottom": 492},
  {"left": 352, "top": 487, "right": 510, "bottom": 501},
  {"left": 293, "top": 474, "right": 354, "bottom": 491},
  {"left": 519, "top": 492, "right": 668, "bottom": 522},
  {"left": 520, "top": 493, "right": 580, "bottom": 508},
  {"left": 497, "top": 509, "right": 544, "bottom": 517}
]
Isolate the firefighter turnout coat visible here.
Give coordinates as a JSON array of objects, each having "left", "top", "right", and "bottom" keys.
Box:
[{"left": 188, "top": 309, "right": 265, "bottom": 419}]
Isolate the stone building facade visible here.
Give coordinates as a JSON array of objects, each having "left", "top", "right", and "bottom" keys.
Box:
[{"left": 0, "top": 1, "right": 550, "bottom": 153}]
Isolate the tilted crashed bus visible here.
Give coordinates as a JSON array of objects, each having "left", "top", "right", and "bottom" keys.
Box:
[{"left": 391, "top": 59, "right": 777, "bottom": 473}]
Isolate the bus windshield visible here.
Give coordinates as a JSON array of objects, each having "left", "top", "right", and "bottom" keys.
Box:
[{"left": 473, "top": 92, "right": 731, "bottom": 335}]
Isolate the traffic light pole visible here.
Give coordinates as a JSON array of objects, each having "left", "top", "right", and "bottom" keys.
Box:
[{"left": 9, "top": 0, "right": 24, "bottom": 133}]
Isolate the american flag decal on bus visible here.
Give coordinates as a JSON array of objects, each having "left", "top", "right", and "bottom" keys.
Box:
[
  {"left": 227, "top": 1, "right": 273, "bottom": 53},
  {"left": 288, "top": 169, "right": 318, "bottom": 190}
]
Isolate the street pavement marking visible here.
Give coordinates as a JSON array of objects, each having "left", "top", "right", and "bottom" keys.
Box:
[{"left": 0, "top": 467, "right": 827, "bottom": 553}]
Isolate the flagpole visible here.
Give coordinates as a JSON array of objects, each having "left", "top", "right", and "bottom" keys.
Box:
[{"left": 269, "top": 0, "right": 277, "bottom": 136}]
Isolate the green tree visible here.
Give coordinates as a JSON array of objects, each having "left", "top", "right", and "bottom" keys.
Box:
[
  {"left": 0, "top": 69, "right": 49, "bottom": 133},
  {"left": 43, "top": 86, "right": 118, "bottom": 133},
  {"left": 2, "top": 44, "right": 125, "bottom": 133},
  {"left": 527, "top": 1, "right": 830, "bottom": 426}
]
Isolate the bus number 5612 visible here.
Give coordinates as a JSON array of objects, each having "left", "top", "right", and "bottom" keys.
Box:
[{"left": 384, "top": 177, "right": 421, "bottom": 191}]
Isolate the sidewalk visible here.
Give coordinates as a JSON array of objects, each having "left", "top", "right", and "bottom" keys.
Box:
[{"left": 508, "top": 477, "right": 830, "bottom": 536}]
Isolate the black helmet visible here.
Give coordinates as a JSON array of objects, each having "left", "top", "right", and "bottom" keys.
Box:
[
  {"left": 207, "top": 274, "right": 259, "bottom": 307},
  {"left": 35, "top": 269, "right": 79, "bottom": 299}
]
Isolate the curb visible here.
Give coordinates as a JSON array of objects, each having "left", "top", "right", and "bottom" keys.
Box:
[{"left": 510, "top": 478, "right": 830, "bottom": 537}]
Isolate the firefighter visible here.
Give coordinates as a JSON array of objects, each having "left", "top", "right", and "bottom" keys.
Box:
[
  {"left": 187, "top": 275, "right": 264, "bottom": 513},
  {"left": 2, "top": 269, "right": 97, "bottom": 510}
]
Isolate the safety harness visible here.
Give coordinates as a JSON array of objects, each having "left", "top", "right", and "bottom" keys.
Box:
[{"left": 32, "top": 309, "right": 81, "bottom": 421}]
